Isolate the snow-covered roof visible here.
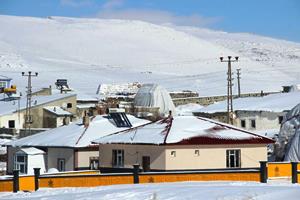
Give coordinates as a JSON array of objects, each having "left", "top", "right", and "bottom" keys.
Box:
[
  {"left": 134, "top": 84, "right": 176, "bottom": 116},
  {"left": 176, "top": 103, "right": 203, "bottom": 116},
  {"left": 195, "top": 92, "right": 300, "bottom": 114},
  {"left": 0, "top": 75, "right": 11, "bottom": 80},
  {"left": 93, "top": 116, "right": 273, "bottom": 145},
  {"left": 77, "top": 103, "right": 96, "bottom": 109},
  {"left": 0, "top": 93, "right": 76, "bottom": 116},
  {"left": 17, "top": 147, "right": 45, "bottom": 155},
  {"left": 7, "top": 114, "right": 150, "bottom": 148},
  {"left": 44, "top": 106, "right": 73, "bottom": 116}
]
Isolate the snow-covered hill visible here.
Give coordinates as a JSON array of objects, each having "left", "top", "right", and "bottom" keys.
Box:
[{"left": 0, "top": 15, "right": 300, "bottom": 96}]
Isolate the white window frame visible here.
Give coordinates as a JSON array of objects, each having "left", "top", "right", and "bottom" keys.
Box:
[
  {"left": 226, "top": 149, "right": 241, "bottom": 168},
  {"left": 14, "top": 153, "right": 27, "bottom": 174},
  {"left": 90, "top": 157, "right": 99, "bottom": 170},
  {"left": 112, "top": 149, "right": 124, "bottom": 167}
]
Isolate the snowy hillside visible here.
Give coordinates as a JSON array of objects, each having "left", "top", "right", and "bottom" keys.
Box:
[{"left": 0, "top": 15, "right": 300, "bottom": 96}]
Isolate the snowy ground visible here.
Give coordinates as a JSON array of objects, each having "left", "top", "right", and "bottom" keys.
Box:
[{"left": 0, "top": 181, "right": 300, "bottom": 200}]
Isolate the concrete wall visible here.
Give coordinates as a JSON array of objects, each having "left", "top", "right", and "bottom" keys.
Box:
[
  {"left": 0, "top": 112, "right": 24, "bottom": 130},
  {"left": 235, "top": 111, "right": 286, "bottom": 131},
  {"left": 98, "top": 144, "right": 267, "bottom": 170},
  {"left": 99, "top": 144, "right": 166, "bottom": 170},
  {"left": 47, "top": 148, "right": 74, "bottom": 172},
  {"left": 195, "top": 110, "right": 286, "bottom": 132},
  {"left": 173, "top": 91, "right": 279, "bottom": 106}
]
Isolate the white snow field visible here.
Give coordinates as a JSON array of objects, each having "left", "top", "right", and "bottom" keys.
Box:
[
  {"left": 0, "top": 15, "right": 300, "bottom": 96},
  {"left": 0, "top": 181, "right": 300, "bottom": 200}
]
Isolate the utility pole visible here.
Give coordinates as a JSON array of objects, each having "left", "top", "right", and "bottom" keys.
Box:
[
  {"left": 237, "top": 68, "right": 241, "bottom": 97},
  {"left": 22, "top": 71, "right": 38, "bottom": 136},
  {"left": 220, "top": 56, "right": 239, "bottom": 125}
]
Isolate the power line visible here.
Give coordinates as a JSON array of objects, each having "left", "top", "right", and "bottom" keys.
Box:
[{"left": 22, "top": 71, "right": 38, "bottom": 137}]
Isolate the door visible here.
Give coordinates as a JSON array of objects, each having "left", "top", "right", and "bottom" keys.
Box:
[{"left": 142, "top": 156, "right": 151, "bottom": 172}]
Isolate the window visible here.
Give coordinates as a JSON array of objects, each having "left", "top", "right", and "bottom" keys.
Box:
[
  {"left": 278, "top": 116, "right": 284, "bottom": 124},
  {"left": 195, "top": 150, "right": 200, "bottom": 156},
  {"left": 0, "top": 81, "right": 6, "bottom": 88},
  {"left": 226, "top": 149, "right": 241, "bottom": 168},
  {"left": 90, "top": 157, "right": 99, "bottom": 170},
  {"left": 240, "top": 120, "right": 246, "bottom": 128},
  {"left": 67, "top": 103, "right": 72, "bottom": 108},
  {"left": 57, "top": 158, "right": 66, "bottom": 171},
  {"left": 8, "top": 120, "right": 15, "bottom": 128},
  {"left": 250, "top": 119, "right": 256, "bottom": 129},
  {"left": 170, "top": 151, "right": 176, "bottom": 157},
  {"left": 14, "top": 154, "right": 27, "bottom": 174},
  {"left": 112, "top": 150, "right": 124, "bottom": 167}
]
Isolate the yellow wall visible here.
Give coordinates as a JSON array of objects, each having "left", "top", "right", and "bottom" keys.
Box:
[
  {"left": 0, "top": 180, "right": 13, "bottom": 192},
  {"left": 19, "top": 176, "right": 35, "bottom": 191},
  {"left": 39, "top": 175, "right": 133, "bottom": 188},
  {"left": 139, "top": 172, "right": 260, "bottom": 183}
]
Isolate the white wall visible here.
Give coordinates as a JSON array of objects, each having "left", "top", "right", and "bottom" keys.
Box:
[
  {"left": 75, "top": 150, "right": 99, "bottom": 169},
  {"left": 27, "top": 154, "right": 46, "bottom": 175},
  {"left": 235, "top": 111, "right": 285, "bottom": 131},
  {"left": 47, "top": 148, "right": 74, "bottom": 171},
  {"left": 0, "top": 112, "right": 24, "bottom": 130}
]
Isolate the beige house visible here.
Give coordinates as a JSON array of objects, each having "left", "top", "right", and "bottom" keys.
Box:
[
  {"left": 93, "top": 116, "right": 274, "bottom": 172},
  {"left": 6, "top": 114, "right": 149, "bottom": 174},
  {"left": 0, "top": 93, "right": 77, "bottom": 135}
]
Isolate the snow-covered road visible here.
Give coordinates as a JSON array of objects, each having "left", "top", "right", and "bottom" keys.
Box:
[{"left": 0, "top": 181, "right": 299, "bottom": 200}]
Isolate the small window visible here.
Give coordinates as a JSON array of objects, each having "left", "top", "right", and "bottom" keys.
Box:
[
  {"left": 8, "top": 120, "right": 15, "bottom": 128},
  {"left": 250, "top": 119, "right": 256, "bottom": 129},
  {"left": 14, "top": 154, "right": 27, "bottom": 174},
  {"left": 195, "top": 150, "right": 200, "bottom": 156},
  {"left": 67, "top": 103, "right": 72, "bottom": 108},
  {"left": 240, "top": 120, "right": 246, "bottom": 128},
  {"left": 112, "top": 149, "right": 124, "bottom": 167},
  {"left": 226, "top": 149, "right": 241, "bottom": 168},
  {"left": 90, "top": 157, "right": 99, "bottom": 170},
  {"left": 170, "top": 151, "right": 176, "bottom": 157},
  {"left": 57, "top": 158, "right": 66, "bottom": 171},
  {"left": 278, "top": 116, "right": 284, "bottom": 124}
]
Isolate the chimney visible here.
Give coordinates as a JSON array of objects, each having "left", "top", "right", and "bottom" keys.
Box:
[{"left": 83, "top": 111, "right": 90, "bottom": 128}]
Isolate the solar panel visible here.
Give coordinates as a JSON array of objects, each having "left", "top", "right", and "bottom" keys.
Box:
[{"left": 109, "top": 112, "right": 132, "bottom": 128}]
